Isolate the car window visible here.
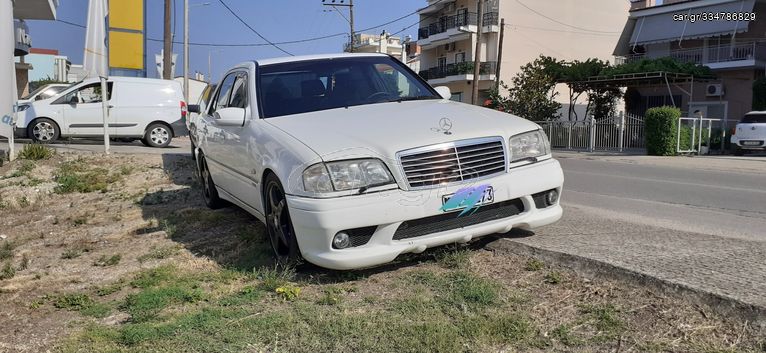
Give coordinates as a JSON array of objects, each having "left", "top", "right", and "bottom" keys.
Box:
[
  {"left": 37, "top": 86, "right": 67, "bottom": 100},
  {"left": 53, "top": 82, "right": 113, "bottom": 104},
  {"left": 210, "top": 73, "right": 237, "bottom": 114},
  {"left": 741, "top": 114, "right": 766, "bottom": 124},
  {"left": 258, "top": 56, "right": 438, "bottom": 118},
  {"left": 228, "top": 74, "right": 248, "bottom": 109}
]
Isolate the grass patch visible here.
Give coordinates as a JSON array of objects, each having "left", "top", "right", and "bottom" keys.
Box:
[
  {"left": 0, "top": 241, "right": 13, "bottom": 261},
  {"left": 54, "top": 159, "right": 122, "bottom": 194},
  {"left": 435, "top": 248, "right": 471, "bottom": 269},
  {"left": 579, "top": 304, "right": 625, "bottom": 341},
  {"left": 53, "top": 293, "right": 111, "bottom": 318},
  {"left": 254, "top": 265, "right": 295, "bottom": 292},
  {"left": 138, "top": 245, "right": 181, "bottom": 263},
  {"left": 93, "top": 254, "right": 122, "bottom": 267},
  {"left": 122, "top": 286, "right": 204, "bottom": 323},
  {"left": 544, "top": 271, "right": 563, "bottom": 284},
  {"left": 551, "top": 324, "right": 583, "bottom": 346},
  {"left": 525, "top": 258, "right": 545, "bottom": 271},
  {"left": 19, "top": 144, "right": 55, "bottom": 160},
  {"left": 96, "top": 281, "right": 125, "bottom": 296},
  {"left": 129, "top": 265, "right": 177, "bottom": 289},
  {"left": 0, "top": 261, "right": 15, "bottom": 280},
  {"left": 61, "top": 244, "right": 91, "bottom": 259},
  {"left": 407, "top": 270, "right": 500, "bottom": 311}
]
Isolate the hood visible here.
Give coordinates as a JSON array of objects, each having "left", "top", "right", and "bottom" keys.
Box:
[{"left": 265, "top": 100, "right": 540, "bottom": 161}]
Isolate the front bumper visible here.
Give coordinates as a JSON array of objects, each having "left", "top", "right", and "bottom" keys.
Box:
[{"left": 287, "top": 158, "right": 564, "bottom": 270}]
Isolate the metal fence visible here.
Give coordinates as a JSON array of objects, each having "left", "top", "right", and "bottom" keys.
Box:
[{"left": 535, "top": 112, "right": 645, "bottom": 152}]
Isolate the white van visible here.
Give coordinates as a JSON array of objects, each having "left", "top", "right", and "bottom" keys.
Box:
[{"left": 16, "top": 77, "right": 187, "bottom": 148}]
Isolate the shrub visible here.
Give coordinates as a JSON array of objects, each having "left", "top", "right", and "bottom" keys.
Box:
[
  {"left": 645, "top": 106, "right": 682, "bottom": 156},
  {"left": 19, "top": 144, "right": 55, "bottom": 160}
]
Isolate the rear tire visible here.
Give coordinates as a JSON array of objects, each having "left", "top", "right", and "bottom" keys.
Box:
[
  {"left": 28, "top": 118, "right": 60, "bottom": 143},
  {"left": 143, "top": 123, "right": 172, "bottom": 148},
  {"left": 198, "top": 154, "right": 226, "bottom": 209}
]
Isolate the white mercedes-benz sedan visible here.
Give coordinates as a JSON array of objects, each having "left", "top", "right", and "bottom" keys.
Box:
[{"left": 191, "top": 53, "right": 563, "bottom": 270}]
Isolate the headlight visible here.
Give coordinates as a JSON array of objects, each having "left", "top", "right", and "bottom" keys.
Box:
[
  {"left": 303, "top": 159, "right": 394, "bottom": 193},
  {"left": 16, "top": 104, "right": 30, "bottom": 112},
  {"left": 509, "top": 130, "right": 550, "bottom": 163}
]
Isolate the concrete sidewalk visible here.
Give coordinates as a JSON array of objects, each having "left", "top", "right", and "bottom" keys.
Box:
[{"left": 554, "top": 150, "right": 766, "bottom": 174}]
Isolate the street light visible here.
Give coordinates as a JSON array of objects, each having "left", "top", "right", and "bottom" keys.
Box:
[{"left": 184, "top": 1, "right": 211, "bottom": 105}]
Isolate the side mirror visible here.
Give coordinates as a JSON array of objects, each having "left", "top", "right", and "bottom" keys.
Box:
[
  {"left": 213, "top": 107, "right": 246, "bottom": 126},
  {"left": 68, "top": 95, "right": 78, "bottom": 105},
  {"left": 434, "top": 86, "right": 451, "bottom": 100},
  {"left": 188, "top": 104, "right": 201, "bottom": 114}
]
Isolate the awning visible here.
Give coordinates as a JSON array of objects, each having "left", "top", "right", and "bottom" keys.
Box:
[{"left": 628, "top": 0, "right": 754, "bottom": 46}]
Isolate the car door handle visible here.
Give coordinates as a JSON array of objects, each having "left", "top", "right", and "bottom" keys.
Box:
[{"left": 108, "top": 105, "right": 114, "bottom": 109}]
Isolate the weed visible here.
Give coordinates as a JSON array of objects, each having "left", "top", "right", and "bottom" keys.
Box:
[
  {"left": 525, "top": 258, "right": 545, "bottom": 271},
  {"left": 551, "top": 324, "right": 582, "bottom": 346},
  {"left": 96, "top": 281, "right": 125, "bottom": 296},
  {"left": 275, "top": 285, "right": 301, "bottom": 301},
  {"left": 54, "top": 159, "right": 120, "bottom": 194},
  {"left": 94, "top": 254, "right": 121, "bottom": 267},
  {"left": 137, "top": 245, "right": 181, "bottom": 263},
  {"left": 435, "top": 248, "right": 471, "bottom": 269},
  {"left": 122, "top": 286, "right": 204, "bottom": 322},
  {"left": 579, "top": 304, "right": 625, "bottom": 339},
  {"left": 119, "top": 165, "right": 134, "bottom": 176},
  {"left": 72, "top": 216, "right": 88, "bottom": 226},
  {"left": 317, "top": 286, "right": 346, "bottom": 306},
  {"left": 61, "top": 247, "right": 89, "bottom": 259},
  {"left": 18, "top": 253, "right": 29, "bottom": 271},
  {"left": 0, "top": 261, "right": 15, "bottom": 280},
  {"left": 0, "top": 241, "right": 13, "bottom": 261},
  {"left": 544, "top": 271, "right": 563, "bottom": 284},
  {"left": 16, "top": 196, "right": 30, "bottom": 208},
  {"left": 217, "top": 286, "right": 262, "bottom": 307},
  {"left": 254, "top": 265, "right": 295, "bottom": 291},
  {"left": 130, "top": 266, "right": 176, "bottom": 288},
  {"left": 19, "top": 144, "right": 55, "bottom": 160},
  {"left": 54, "top": 294, "right": 94, "bottom": 310},
  {"left": 160, "top": 220, "right": 177, "bottom": 238},
  {"left": 81, "top": 302, "right": 112, "bottom": 318}
]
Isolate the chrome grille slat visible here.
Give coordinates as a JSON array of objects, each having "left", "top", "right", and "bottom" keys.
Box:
[{"left": 398, "top": 137, "right": 507, "bottom": 189}]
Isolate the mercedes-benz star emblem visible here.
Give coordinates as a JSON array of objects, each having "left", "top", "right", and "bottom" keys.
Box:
[{"left": 431, "top": 117, "right": 453, "bottom": 135}]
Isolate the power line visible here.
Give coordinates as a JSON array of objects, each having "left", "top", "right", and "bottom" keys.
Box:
[
  {"left": 505, "top": 23, "right": 620, "bottom": 37},
  {"left": 514, "top": 0, "right": 621, "bottom": 34},
  {"left": 217, "top": 0, "right": 294, "bottom": 56}
]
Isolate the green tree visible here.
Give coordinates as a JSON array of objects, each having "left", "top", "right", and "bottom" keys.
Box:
[
  {"left": 505, "top": 56, "right": 564, "bottom": 121},
  {"left": 561, "top": 59, "right": 609, "bottom": 121}
]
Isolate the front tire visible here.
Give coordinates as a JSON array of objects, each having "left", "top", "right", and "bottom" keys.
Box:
[
  {"left": 198, "top": 154, "right": 226, "bottom": 209},
  {"left": 143, "top": 123, "right": 172, "bottom": 148},
  {"left": 28, "top": 118, "right": 60, "bottom": 143},
  {"left": 264, "top": 174, "right": 301, "bottom": 264}
]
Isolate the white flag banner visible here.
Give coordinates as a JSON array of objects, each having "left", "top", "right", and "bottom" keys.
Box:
[
  {"left": 0, "top": 0, "right": 18, "bottom": 150},
  {"left": 83, "top": 0, "right": 109, "bottom": 78}
]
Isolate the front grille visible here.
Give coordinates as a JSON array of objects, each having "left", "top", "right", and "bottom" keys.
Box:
[
  {"left": 392, "top": 198, "right": 525, "bottom": 241},
  {"left": 398, "top": 137, "right": 507, "bottom": 189}
]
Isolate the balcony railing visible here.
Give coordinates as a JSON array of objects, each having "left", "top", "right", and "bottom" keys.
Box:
[
  {"left": 418, "top": 61, "right": 497, "bottom": 80},
  {"left": 418, "top": 12, "right": 499, "bottom": 40},
  {"left": 615, "top": 42, "right": 766, "bottom": 66}
]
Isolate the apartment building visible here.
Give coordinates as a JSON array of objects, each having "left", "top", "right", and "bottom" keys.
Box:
[
  {"left": 345, "top": 32, "right": 407, "bottom": 59},
  {"left": 613, "top": 0, "right": 765, "bottom": 125},
  {"left": 416, "top": 0, "right": 627, "bottom": 107}
]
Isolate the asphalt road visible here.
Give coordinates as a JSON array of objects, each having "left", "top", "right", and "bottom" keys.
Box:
[{"left": 556, "top": 152, "right": 766, "bottom": 242}]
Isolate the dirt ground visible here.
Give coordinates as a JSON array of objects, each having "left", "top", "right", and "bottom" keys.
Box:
[{"left": 0, "top": 150, "right": 764, "bottom": 352}]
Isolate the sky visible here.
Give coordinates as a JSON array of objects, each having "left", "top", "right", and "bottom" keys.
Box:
[{"left": 24, "top": 0, "right": 421, "bottom": 81}]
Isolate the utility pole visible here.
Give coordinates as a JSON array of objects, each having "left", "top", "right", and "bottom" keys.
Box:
[
  {"left": 495, "top": 18, "right": 505, "bottom": 91},
  {"left": 471, "top": 0, "right": 484, "bottom": 105},
  {"left": 163, "top": 0, "right": 172, "bottom": 79},
  {"left": 183, "top": 0, "right": 189, "bottom": 104},
  {"left": 322, "top": 0, "right": 354, "bottom": 52}
]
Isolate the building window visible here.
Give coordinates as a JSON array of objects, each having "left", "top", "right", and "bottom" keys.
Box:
[
  {"left": 437, "top": 57, "right": 447, "bottom": 69},
  {"left": 455, "top": 52, "right": 466, "bottom": 63},
  {"left": 450, "top": 92, "right": 463, "bottom": 102}
]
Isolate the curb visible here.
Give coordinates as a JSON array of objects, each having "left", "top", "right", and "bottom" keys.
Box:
[{"left": 488, "top": 238, "right": 766, "bottom": 328}]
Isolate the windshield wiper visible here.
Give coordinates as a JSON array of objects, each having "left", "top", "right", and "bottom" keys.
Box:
[{"left": 389, "top": 96, "right": 439, "bottom": 103}]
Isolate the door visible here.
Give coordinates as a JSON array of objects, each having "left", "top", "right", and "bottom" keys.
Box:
[
  {"left": 200, "top": 72, "right": 241, "bottom": 199},
  {"left": 53, "top": 81, "right": 116, "bottom": 136}
]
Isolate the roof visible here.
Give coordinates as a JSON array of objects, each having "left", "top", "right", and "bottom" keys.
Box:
[
  {"left": 562, "top": 71, "right": 713, "bottom": 89},
  {"left": 256, "top": 53, "right": 388, "bottom": 66}
]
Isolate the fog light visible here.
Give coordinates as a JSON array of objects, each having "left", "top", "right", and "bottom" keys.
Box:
[
  {"left": 545, "top": 189, "right": 559, "bottom": 206},
  {"left": 332, "top": 232, "right": 351, "bottom": 249}
]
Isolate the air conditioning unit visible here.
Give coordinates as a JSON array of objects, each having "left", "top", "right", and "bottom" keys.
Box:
[
  {"left": 443, "top": 43, "right": 456, "bottom": 52},
  {"left": 706, "top": 84, "right": 725, "bottom": 97}
]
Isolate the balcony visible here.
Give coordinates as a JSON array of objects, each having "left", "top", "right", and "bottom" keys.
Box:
[
  {"left": 417, "top": 12, "right": 500, "bottom": 48},
  {"left": 418, "top": 61, "right": 497, "bottom": 84},
  {"left": 615, "top": 42, "right": 766, "bottom": 70}
]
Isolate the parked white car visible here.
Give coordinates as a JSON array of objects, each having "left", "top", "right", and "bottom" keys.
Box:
[
  {"left": 16, "top": 77, "right": 187, "bottom": 147},
  {"left": 732, "top": 111, "right": 766, "bottom": 155},
  {"left": 192, "top": 53, "right": 564, "bottom": 270},
  {"left": 18, "top": 83, "right": 71, "bottom": 104},
  {"left": 186, "top": 83, "right": 216, "bottom": 159}
]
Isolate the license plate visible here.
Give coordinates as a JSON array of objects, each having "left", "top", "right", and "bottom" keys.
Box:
[
  {"left": 742, "top": 141, "right": 761, "bottom": 146},
  {"left": 441, "top": 186, "right": 494, "bottom": 212}
]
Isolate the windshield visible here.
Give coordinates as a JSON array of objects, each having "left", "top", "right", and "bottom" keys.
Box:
[
  {"left": 23, "top": 82, "right": 78, "bottom": 100},
  {"left": 258, "top": 56, "right": 438, "bottom": 118},
  {"left": 741, "top": 113, "right": 766, "bottom": 124}
]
